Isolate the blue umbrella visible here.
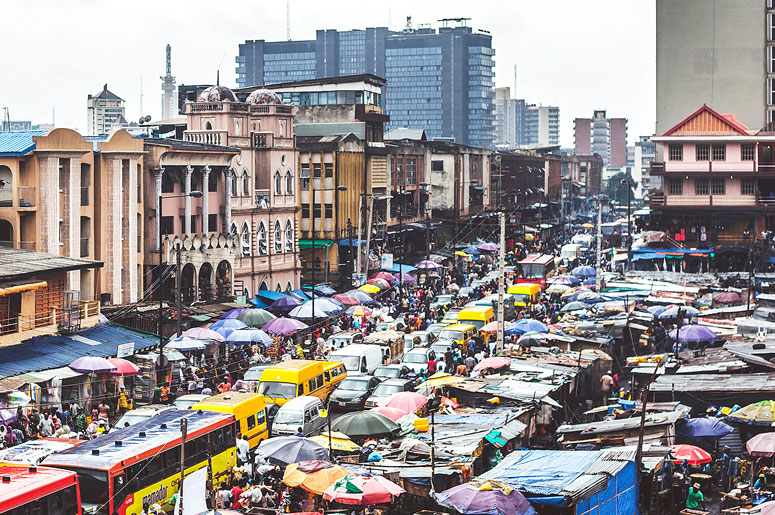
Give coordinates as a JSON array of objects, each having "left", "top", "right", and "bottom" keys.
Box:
[
  {"left": 165, "top": 337, "right": 207, "bottom": 351},
  {"left": 462, "top": 246, "right": 481, "bottom": 256},
  {"left": 289, "top": 301, "right": 336, "bottom": 319},
  {"left": 583, "top": 278, "right": 596, "bottom": 287},
  {"left": 289, "top": 289, "right": 311, "bottom": 301},
  {"left": 226, "top": 328, "right": 273, "bottom": 346},
  {"left": 345, "top": 289, "right": 375, "bottom": 304},
  {"left": 209, "top": 318, "right": 249, "bottom": 337},
  {"left": 248, "top": 297, "right": 270, "bottom": 309},
  {"left": 679, "top": 418, "right": 734, "bottom": 439},
  {"left": 270, "top": 297, "right": 302, "bottom": 312},
  {"left": 505, "top": 319, "right": 549, "bottom": 336},
  {"left": 551, "top": 275, "right": 581, "bottom": 286},
  {"left": 660, "top": 305, "right": 700, "bottom": 319},
  {"left": 647, "top": 305, "right": 667, "bottom": 317},
  {"left": 572, "top": 265, "right": 596, "bottom": 278},
  {"left": 314, "top": 285, "right": 337, "bottom": 296},
  {"left": 220, "top": 308, "right": 246, "bottom": 319}
]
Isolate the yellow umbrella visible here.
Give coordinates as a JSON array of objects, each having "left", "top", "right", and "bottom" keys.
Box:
[
  {"left": 416, "top": 371, "right": 465, "bottom": 390},
  {"left": 358, "top": 284, "right": 381, "bottom": 294},
  {"left": 582, "top": 223, "right": 594, "bottom": 229},
  {"left": 283, "top": 460, "right": 350, "bottom": 495},
  {"left": 454, "top": 250, "right": 469, "bottom": 257},
  {"left": 309, "top": 431, "right": 362, "bottom": 452}
]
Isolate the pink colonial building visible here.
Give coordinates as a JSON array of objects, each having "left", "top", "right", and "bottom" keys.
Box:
[
  {"left": 184, "top": 86, "right": 299, "bottom": 295},
  {"left": 650, "top": 105, "right": 775, "bottom": 269}
]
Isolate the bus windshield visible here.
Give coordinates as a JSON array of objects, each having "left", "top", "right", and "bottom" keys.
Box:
[
  {"left": 439, "top": 330, "right": 463, "bottom": 341},
  {"left": 257, "top": 381, "right": 297, "bottom": 399},
  {"left": 521, "top": 263, "right": 546, "bottom": 279},
  {"left": 71, "top": 468, "right": 109, "bottom": 505}
]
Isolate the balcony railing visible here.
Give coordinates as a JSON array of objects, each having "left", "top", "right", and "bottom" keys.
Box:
[
  {"left": 0, "top": 189, "right": 12, "bottom": 207},
  {"left": 650, "top": 193, "right": 665, "bottom": 206},
  {"left": 184, "top": 131, "right": 228, "bottom": 146},
  {"left": 80, "top": 186, "right": 89, "bottom": 206},
  {"left": 18, "top": 186, "right": 35, "bottom": 207},
  {"left": 650, "top": 162, "right": 665, "bottom": 175},
  {"left": 253, "top": 133, "right": 268, "bottom": 148}
]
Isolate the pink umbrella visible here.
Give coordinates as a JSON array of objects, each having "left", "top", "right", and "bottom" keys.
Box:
[
  {"left": 182, "top": 327, "right": 226, "bottom": 343},
  {"left": 323, "top": 473, "right": 405, "bottom": 505},
  {"left": 671, "top": 444, "right": 712, "bottom": 465},
  {"left": 473, "top": 356, "right": 512, "bottom": 372},
  {"left": 746, "top": 433, "right": 775, "bottom": 457},
  {"left": 370, "top": 406, "right": 407, "bottom": 422},
  {"left": 370, "top": 271, "right": 396, "bottom": 281},
  {"left": 331, "top": 294, "right": 361, "bottom": 306},
  {"left": 107, "top": 358, "right": 140, "bottom": 376},
  {"left": 480, "top": 321, "right": 499, "bottom": 334},
  {"left": 377, "top": 392, "right": 427, "bottom": 415},
  {"left": 69, "top": 356, "right": 117, "bottom": 374}
]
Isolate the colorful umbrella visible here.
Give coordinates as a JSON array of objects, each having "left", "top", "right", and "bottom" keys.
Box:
[
  {"left": 714, "top": 291, "right": 741, "bottom": 305},
  {"left": 226, "top": 329, "right": 273, "bottom": 346},
  {"left": 416, "top": 372, "right": 465, "bottom": 392},
  {"left": 504, "top": 319, "right": 548, "bottom": 335},
  {"left": 270, "top": 297, "right": 303, "bottom": 312},
  {"left": 377, "top": 392, "right": 427, "bottom": 415},
  {"left": 571, "top": 265, "right": 596, "bottom": 278},
  {"left": 346, "top": 306, "right": 373, "bottom": 317},
  {"left": 415, "top": 260, "right": 443, "bottom": 269},
  {"left": 181, "top": 327, "right": 226, "bottom": 343},
  {"left": 433, "top": 480, "right": 536, "bottom": 515},
  {"left": 283, "top": 460, "right": 350, "bottom": 495},
  {"left": 678, "top": 418, "right": 734, "bottom": 439},
  {"left": 371, "top": 272, "right": 396, "bottom": 281},
  {"left": 747, "top": 433, "right": 775, "bottom": 457},
  {"left": 262, "top": 317, "right": 308, "bottom": 336},
  {"left": 68, "top": 356, "right": 117, "bottom": 374},
  {"left": 670, "top": 444, "right": 712, "bottom": 465},
  {"left": 729, "top": 400, "right": 775, "bottom": 425},
  {"left": 366, "top": 278, "right": 391, "bottom": 290},
  {"left": 220, "top": 308, "right": 246, "bottom": 319},
  {"left": 668, "top": 324, "right": 717, "bottom": 342},
  {"left": 331, "top": 293, "right": 361, "bottom": 306},
  {"left": 358, "top": 284, "right": 381, "bottom": 294},
  {"left": 323, "top": 473, "right": 405, "bottom": 505},
  {"left": 480, "top": 321, "right": 499, "bottom": 334},
  {"left": 107, "top": 358, "right": 140, "bottom": 376},
  {"left": 209, "top": 318, "right": 249, "bottom": 337},
  {"left": 309, "top": 431, "right": 361, "bottom": 452},
  {"left": 289, "top": 301, "right": 335, "bottom": 320},
  {"left": 237, "top": 308, "right": 277, "bottom": 328},
  {"left": 331, "top": 411, "right": 400, "bottom": 440},
  {"left": 659, "top": 306, "right": 700, "bottom": 319},
  {"left": 345, "top": 289, "right": 375, "bottom": 304},
  {"left": 396, "top": 273, "right": 416, "bottom": 284},
  {"left": 257, "top": 436, "right": 329, "bottom": 467},
  {"left": 370, "top": 406, "right": 408, "bottom": 422},
  {"left": 545, "top": 283, "right": 571, "bottom": 294},
  {"left": 473, "top": 356, "right": 512, "bottom": 372},
  {"left": 477, "top": 242, "right": 498, "bottom": 252},
  {"left": 165, "top": 337, "right": 207, "bottom": 351}
]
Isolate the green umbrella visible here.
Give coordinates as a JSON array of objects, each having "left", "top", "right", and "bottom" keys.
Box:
[
  {"left": 729, "top": 400, "right": 775, "bottom": 426},
  {"left": 236, "top": 308, "right": 277, "bottom": 328},
  {"left": 331, "top": 411, "right": 400, "bottom": 440}
]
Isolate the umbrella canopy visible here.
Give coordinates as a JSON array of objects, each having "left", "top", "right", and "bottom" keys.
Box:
[
  {"left": 257, "top": 436, "right": 329, "bottom": 467},
  {"left": 729, "top": 400, "right": 775, "bottom": 425},
  {"left": 671, "top": 444, "right": 712, "bottom": 465},
  {"left": 69, "top": 356, "right": 117, "bottom": 374},
  {"left": 289, "top": 302, "right": 332, "bottom": 320},
  {"left": 107, "top": 358, "right": 140, "bottom": 376},
  {"left": 377, "top": 392, "right": 427, "bottom": 415},
  {"left": 433, "top": 480, "right": 537, "bottom": 515},
  {"left": 345, "top": 289, "right": 375, "bottom": 304},
  {"left": 370, "top": 406, "right": 409, "bottom": 422},
  {"left": 237, "top": 308, "right": 277, "bottom": 328},
  {"left": 647, "top": 305, "right": 668, "bottom": 317},
  {"left": 747, "top": 433, "right": 775, "bottom": 457},
  {"left": 659, "top": 305, "right": 700, "bottom": 319},
  {"left": 581, "top": 223, "right": 594, "bottom": 229},
  {"left": 165, "top": 337, "right": 207, "bottom": 351},
  {"left": 283, "top": 460, "right": 350, "bottom": 495},
  {"left": 668, "top": 324, "right": 717, "bottom": 342},
  {"left": 545, "top": 283, "right": 571, "bottom": 294},
  {"left": 415, "top": 260, "right": 443, "bottom": 270},
  {"left": 220, "top": 308, "right": 246, "bottom": 319},
  {"left": 714, "top": 291, "right": 741, "bottom": 305},
  {"left": 480, "top": 321, "right": 499, "bottom": 334},
  {"left": 289, "top": 289, "right": 312, "bottom": 301},
  {"left": 366, "top": 278, "right": 391, "bottom": 290},
  {"left": 371, "top": 271, "right": 396, "bottom": 281},
  {"left": 462, "top": 246, "right": 481, "bottom": 256},
  {"left": 477, "top": 242, "right": 498, "bottom": 252},
  {"left": 313, "top": 285, "right": 337, "bottom": 296},
  {"left": 551, "top": 275, "right": 581, "bottom": 286},
  {"left": 0, "top": 402, "right": 17, "bottom": 424},
  {"left": 396, "top": 273, "right": 416, "bottom": 284},
  {"left": 226, "top": 329, "right": 273, "bottom": 346},
  {"left": 358, "top": 284, "right": 381, "bottom": 294},
  {"left": 679, "top": 418, "right": 734, "bottom": 439},
  {"left": 504, "top": 319, "right": 548, "bottom": 336},
  {"left": 181, "top": 327, "right": 226, "bottom": 343},
  {"left": 263, "top": 317, "right": 308, "bottom": 336},
  {"left": 346, "top": 306, "right": 373, "bottom": 318},
  {"left": 561, "top": 301, "right": 590, "bottom": 313},
  {"left": 331, "top": 411, "right": 400, "bottom": 440},
  {"left": 309, "top": 431, "right": 361, "bottom": 452},
  {"left": 331, "top": 293, "right": 361, "bottom": 306},
  {"left": 473, "top": 356, "right": 512, "bottom": 372},
  {"left": 209, "top": 319, "right": 249, "bottom": 337},
  {"left": 572, "top": 265, "right": 596, "bottom": 278},
  {"left": 323, "top": 474, "right": 405, "bottom": 506},
  {"left": 270, "top": 297, "right": 303, "bottom": 312},
  {"left": 517, "top": 332, "right": 551, "bottom": 347}
]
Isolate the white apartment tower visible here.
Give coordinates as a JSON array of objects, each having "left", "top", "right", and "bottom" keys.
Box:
[{"left": 86, "top": 84, "right": 126, "bottom": 135}]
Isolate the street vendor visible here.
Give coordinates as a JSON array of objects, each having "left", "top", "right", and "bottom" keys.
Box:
[{"left": 686, "top": 483, "right": 705, "bottom": 510}]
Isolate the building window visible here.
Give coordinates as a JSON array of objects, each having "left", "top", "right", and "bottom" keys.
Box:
[
  {"left": 742, "top": 178, "right": 756, "bottom": 195},
  {"left": 242, "top": 171, "right": 250, "bottom": 196},
  {"left": 312, "top": 163, "right": 321, "bottom": 179},
  {"left": 274, "top": 220, "right": 282, "bottom": 253},
  {"left": 711, "top": 177, "right": 725, "bottom": 195},
  {"left": 240, "top": 222, "right": 250, "bottom": 257},
  {"left": 160, "top": 216, "right": 174, "bottom": 235},
  {"left": 324, "top": 163, "right": 333, "bottom": 178},
  {"left": 285, "top": 220, "right": 293, "bottom": 252},
  {"left": 712, "top": 144, "right": 726, "bottom": 161},
  {"left": 431, "top": 160, "right": 444, "bottom": 172},
  {"left": 300, "top": 163, "right": 310, "bottom": 190},
  {"left": 325, "top": 203, "right": 333, "bottom": 219},
  {"left": 668, "top": 144, "right": 683, "bottom": 161},
  {"left": 207, "top": 214, "right": 218, "bottom": 233},
  {"left": 256, "top": 222, "right": 267, "bottom": 255},
  {"left": 162, "top": 172, "right": 175, "bottom": 193},
  {"left": 301, "top": 203, "right": 309, "bottom": 219},
  {"left": 405, "top": 158, "right": 417, "bottom": 185},
  {"left": 285, "top": 172, "right": 293, "bottom": 194},
  {"left": 208, "top": 170, "right": 218, "bottom": 192},
  {"left": 667, "top": 178, "right": 683, "bottom": 195},
  {"left": 694, "top": 178, "right": 709, "bottom": 195},
  {"left": 230, "top": 171, "right": 237, "bottom": 195},
  {"left": 274, "top": 171, "right": 282, "bottom": 194},
  {"left": 696, "top": 144, "right": 710, "bottom": 161},
  {"left": 742, "top": 144, "right": 756, "bottom": 161},
  {"left": 281, "top": 154, "right": 287, "bottom": 166}
]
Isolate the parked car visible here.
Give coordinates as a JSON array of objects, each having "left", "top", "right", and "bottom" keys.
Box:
[
  {"left": 426, "top": 323, "right": 447, "bottom": 337},
  {"left": 430, "top": 294, "right": 455, "bottom": 310},
  {"left": 373, "top": 364, "right": 408, "bottom": 381},
  {"left": 400, "top": 348, "right": 437, "bottom": 375},
  {"left": 110, "top": 404, "right": 175, "bottom": 432},
  {"left": 173, "top": 394, "right": 210, "bottom": 410},
  {"left": 441, "top": 308, "right": 462, "bottom": 325},
  {"left": 330, "top": 375, "right": 382, "bottom": 410},
  {"left": 364, "top": 378, "right": 415, "bottom": 408},
  {"left": 272, "top": 396, "right": 327, "bottom": 436}
]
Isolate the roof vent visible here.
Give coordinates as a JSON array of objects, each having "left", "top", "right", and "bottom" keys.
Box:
[
  {"left": 197, "top": 410, "right": 203, "bottom": 414},
  {"left": 92, "top": 449, "right": 100, "bottom": 456},
  {"left": 28, "top": 467, "right": 37, "bottom": 473},
  {"left": 139, "top": 431, "right": 146, "bottom": 437},
  {"left": 1, "top": 476, "right": 10, "bottom": 483},
  {"left": 115, "top": 441, "right": 123, "bottom": 447},
  {"left": 223, "top": 395, "right": 232, "bottom": 400},
  {"left": 160, "top": 423, "right": 167, "bottom": 429}
]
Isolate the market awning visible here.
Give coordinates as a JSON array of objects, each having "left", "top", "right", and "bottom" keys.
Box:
[
  {"left": 338, "top": 238, "right": 367, "bottom": 247},
  {"left": 0, "top": 281, "right": 47, "bottom": 297},
  {"left": 16, "top": 366, "right": 84, "bottom": 383},
  {"left": 298, "top": 239, "right": 334, "bottom": 250},
  {"left": 256, "top": 290, "right": 291, "bottom": 301},
  {"left": 472, "top": 186, "right": 486, "bottom": 191},
  {"left": 382, "top": 263, "right": 416, "bottom": 274}
]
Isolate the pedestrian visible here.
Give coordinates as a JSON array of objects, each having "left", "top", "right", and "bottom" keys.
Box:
[
  {"left": 236, "top": 435, "right": 250, "bottom": 465},
  {"left": 600, "top": 370, "right": 614, "bottom": 405},
  {"left": 38, "top": 411, "right": 54, "bottom": 437},
  {"left": 686, "top": 483, "right": 704, "bottom": 510}
]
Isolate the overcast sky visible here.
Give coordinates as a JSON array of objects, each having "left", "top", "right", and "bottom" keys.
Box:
[{"left": 0, "top": 0, "right": 655, "bottom": 146}]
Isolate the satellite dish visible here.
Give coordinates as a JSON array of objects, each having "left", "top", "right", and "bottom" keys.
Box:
[
  {"left": 139, "top": 117, "right": 146, "bottom": 124},
  {"left": 144, "top": 115, "right": 152, "bottom": 123}
]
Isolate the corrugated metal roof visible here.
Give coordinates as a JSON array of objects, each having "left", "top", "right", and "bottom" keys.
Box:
[
  {"left": 0, "top": 247, "right": 101, "bottom": 281},
  {"left": 294, "top": 122, "right": 365, "bottom": 139},
  {"left": 0, "top": 323, "right": 160, "bottom": 379},
  {"left": 0, "top": 131, "right": 48, "bottom": 156}
]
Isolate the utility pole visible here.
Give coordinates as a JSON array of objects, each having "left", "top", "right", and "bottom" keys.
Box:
[
  {"left": 496, "top": 211, "right": 506, "bottom": 353},
  {"left": 176, "top": 244, "right": 182, "bottom": 336},
  {"left": 595, "top": 197, "right": 603, "bottom": 292},
  {"left": 398, "top": 189, "right": 404, "bottom": 300},
  {"left": 178, "top": 418, "right": 188, "bottom": 513},
  {"left": 356, "top": 194, "right": 363, "bottom": 283},
  {"left": 158, "top": 194, "right": 165, "bottom": 347}
]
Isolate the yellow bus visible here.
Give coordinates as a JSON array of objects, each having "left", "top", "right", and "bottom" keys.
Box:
[
  {"left": 42, "top": 410, "right": 236, "bottom": 515},
  {"left": 457, "top": 306, "right": 495, "bottom": 331},
  {"left": 437, "top": 323, "right": 477, "bottom": 353},
  {"left": 257, "top": 359, "right": 346, "bottom": 407},
  {"left": 507, "top": 283, "right": 542, "bottom": 307},
  {"left": 192, "top": 392, "right": 269, "bottom": 448}
]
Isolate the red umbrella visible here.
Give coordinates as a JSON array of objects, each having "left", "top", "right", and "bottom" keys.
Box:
[
  {"left": 107, "top": 358, "right": 140, "bottom": 376},
  {"left": 370, "top": 406, "right": 407, "bottom": 422},
  {"left": 332, "top": 294, "right": 361, "bottom": 306},
  {"left": 671, "top": 444, "right": 712, "bottom": 465},
  {"left": 473, "top": 356, "right": 512, "bottom": 372},
  {"left": 714, "top": 291, "right": 741, "bottom": 305},
  {"left": 323, "top": 474, "right": 405, "bottom": 505},
  {"left": 377, "top": 392, "right": 427, "bottom": 415},
  {"left": 370, "top": 271, "right": 396, "bottom": 281},
  {"left": 366, "top": 278, "right": 391, "bottom": 290}
]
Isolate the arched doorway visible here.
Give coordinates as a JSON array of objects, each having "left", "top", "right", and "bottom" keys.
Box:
[
  {"left": 198, "top": 262, "right": 214, "bottom": 301},
  {"left": 216, "top": 260, "right": 232, "bottom": 298},
  {"left": 0, "top": 219, "right": 12, "bottom": 247},
  {"left": 182, "top": 263, "right": 196, "bottom": 303},
  {"left": 0, "top": 166, "right": 12, "bottom": 207}
]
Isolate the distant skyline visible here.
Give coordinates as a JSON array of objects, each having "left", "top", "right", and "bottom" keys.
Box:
[{"left": 0, "top": 0, "right": 655, "bottom": 145}]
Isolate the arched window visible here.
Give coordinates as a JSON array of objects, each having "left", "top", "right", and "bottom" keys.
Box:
[
  {"left": 229, "top": 171, "right": 237, "bottom": 195},
  {"left": 256, "top": 221, "right": 267, "bottom": 255},
  {"left": 285, "top": 219, "right": 294, "bottom": 252},
  {"left": 285, "top": 171, "right": 293, "bottom": 194},
  {"left": 205, "top": 121, "right": 212, "bottom": 130},
  {"left": 276, "top": 283, "right": 282, "bottom": 292},
  {"left": 240, "top": 222, "right": 250, "bottom": 256},
  {"left": 274, "top": 220, "right": 282, "bottom": 253},
  {"left": 242, "top": 171, "right": 250, "bottom": 196},
  {"left": 286, "top": 281, "right": 293, "bottom": 292},
  {"left": 260, "top": 280, "right": 270, "bottom": 292},
  {"left": 230, "top": 221, "right": 238, "bottom": 236},
  {"left": 274, "top": 170, "right": 282, "bottom": 194}
]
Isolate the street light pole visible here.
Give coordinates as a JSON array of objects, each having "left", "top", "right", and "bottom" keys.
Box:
[
  {"left": 420, "top": 182, "right": 431, "bottom": 262},
  {"left": 397, "top": 188, "right": 404, "bottom": 302}
]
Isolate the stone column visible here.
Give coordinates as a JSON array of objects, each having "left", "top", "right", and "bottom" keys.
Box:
[
  {"left": 38, "top": 157, "right": 59, "bottom": 254},
  {"left": 202, "top": 165, "right": 211, "bottom": 234},
  {"left": 124, "top": 159, "right": 139, "bottom": 303},
  {"left": 225, "top": 167, "right": 233, "bottom": 233},
  {"left": 184, "top": 165, "right": 193, "bottom": 236},
  {"left": 107, "top": 159, "right": 123, "bottom": 302},
  {"left": 154, "top": 167, "right": 164, "bottom": 251}
]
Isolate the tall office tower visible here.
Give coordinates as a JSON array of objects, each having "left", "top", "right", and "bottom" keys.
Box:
[
  {"left": 236, "top": 20, "right": 495, "bottom": 148},
  {"left": 656, "top": 0, "right": 768, "bottom": 134},
  {"left": 494, "top": 87, "right": 526, "bottom": 148},
  {"left": 574, "top": 110, "right": 628, "bottom": 167},
  {"left": 86, "top": 84, "right": 125, "bottom": 135},
  {"left": 160, "top": 44, "right": 177, "bottom": 120},
  {"left": 525, "top": 105, "right": 560, "bottom": 147}
]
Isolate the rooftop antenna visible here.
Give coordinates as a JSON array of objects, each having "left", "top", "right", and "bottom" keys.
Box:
[
  {"left": 1, "top": 107, "right": 9, "bottom": 132},
  {"left": 216, "top": 70, "right": 220, "bottom": 86},
  {"left": 514, "top": 64, "right": 517, "bottom": 99},
  {"left": 286, "top": 0, "right": 291, "bottom": 41},
  {"left": 405, "top": 16, "right": 412, "bottom": 31}
]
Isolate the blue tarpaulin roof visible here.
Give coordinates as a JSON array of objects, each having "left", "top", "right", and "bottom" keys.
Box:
[
  {"left": 0, "top": 323, "right": 161, "bottom": 379},
  {"left": 247, "top": 297, "right": 270, "bottom": 308},
  {"left": 289, "top": 289, "right": 311, "bottom": 301},
  {"left": 338, "top": 238, "right": 367, "bottom": 247},
  {"left": 382, "top": 263, "right": 416, "bottom": 274},
  {"left": 255, "top": 290, "right": 291, "bottom": 301}
]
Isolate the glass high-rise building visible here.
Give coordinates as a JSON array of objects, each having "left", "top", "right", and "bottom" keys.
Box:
[{"left": 237, "top": 23, "right": 495, "bottom": 148}]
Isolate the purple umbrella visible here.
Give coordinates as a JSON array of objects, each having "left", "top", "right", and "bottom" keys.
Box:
[
  {"left": 0, "top": 402, "right": 16, "bottom": 424},
  {"left": 69, "top": 356, "right": 117, "bottom": 374},
  {"left": 270, "top": 296, "right": 303, "bottom": 312},
  {"left": 220, "top": 308, "right": 246, "bottom": 319},
  {"left": 433, "top": 480, "right": 536, "bottom": 515},
  {"left": 415, "top": 260, "right": 442, "bottom": 270},
  {"left": 226, "top": 329, "right": 273, "bottom": 346},
  {"left": 477, "top": 242, "right": 499, "bottom": 252},
  {"left": 668, "top": 324, "right": 717, "bottom": 342},
  {"left": 550, "top": 275, "right": 580, "bottom": 286},
  {"left": 263, "top": 317, "right": 308, "bottom": 336},
  {"left": 395, "top": 273, "right": 416, "bottom": 284},
  {"left": 572, "top": 265, "right": 596, "bottom": 278}
]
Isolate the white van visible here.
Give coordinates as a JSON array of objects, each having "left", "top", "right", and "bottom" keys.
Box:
[
  {"left": 329, "top": 344, "right": 384, "bottom": 376},
  {"left": 272, "top": 396, "right": 327, "bottom": 436},
  {"left": 561, "top": 244, "right": 581, "bottom": 262}
]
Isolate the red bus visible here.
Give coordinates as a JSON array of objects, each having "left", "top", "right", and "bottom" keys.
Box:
[
  {"left": 0, "top": 465, "right": 80, "bottom": 515},
  {"left": 516, "top": 253, "right": 556, "bottom": 288}
]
